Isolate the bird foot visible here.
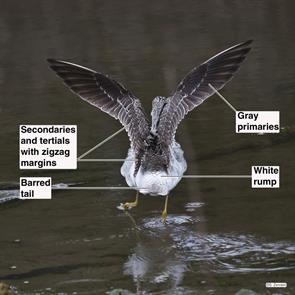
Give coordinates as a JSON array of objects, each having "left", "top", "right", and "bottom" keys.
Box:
[
  {"left": 122, "top": 200, "right": 138, "bottom": 210},
  {"left": 162, "top": 210, "right": 168, "bottom": 224}
]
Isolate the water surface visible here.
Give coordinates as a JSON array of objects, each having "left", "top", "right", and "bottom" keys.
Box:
[{"left": 0, "top": 1, "right": 295, "bottom": 294}]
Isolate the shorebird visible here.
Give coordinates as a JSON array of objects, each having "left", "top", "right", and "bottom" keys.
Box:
[{"left": 47, "top": 40, "right": 252, "bottom": 223}]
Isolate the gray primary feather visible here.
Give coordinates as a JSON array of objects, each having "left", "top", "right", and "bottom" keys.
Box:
[
  {"left": 155, "top": 40, "right": 253, "bottom": 147},
  {"left": 47, "top": 59, "right": 150, "bottom": 158}
]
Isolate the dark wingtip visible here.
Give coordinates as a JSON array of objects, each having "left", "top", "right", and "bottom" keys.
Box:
[
  {"left": 46, "top": 58, "right": 57, "bottom": 64},
  {"left": 46, "top": 59, "right": 70, "bottom": 72},
  {"left": 234, "top": 40, "right": 253, "bottom": 51},
  {"left": 240, "top": 40, "right": 253, "bottom": 55},
  {"left": 238, "top": 40, "right": 254, "bottom": 50},
  {"left": 46, "top": 58, "right": 62, "bottom": 70},
  {"left": 244, "top": 39, "right": 254, "bottom": 45},
  {"left": 46, "top": 58, "right": 68, "bottom": 67}
]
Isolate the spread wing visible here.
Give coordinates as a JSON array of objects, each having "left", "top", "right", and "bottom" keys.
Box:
[
  {"left": 47, "top": 59, "right": 150, "bottom": 154},
  {"left": 156, "top": 40, "right": 253, "bottom": 146}
]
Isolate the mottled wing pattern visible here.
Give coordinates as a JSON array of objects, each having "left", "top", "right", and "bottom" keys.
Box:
[
  {"left": 47, "top": 59, "right": 150, "bottom": 154},
  {"left": 156, "top": 40, "right": 253, "bottom": 146},
  {"left": 150, "top": 96, "right": 167, "bottom": 134}
]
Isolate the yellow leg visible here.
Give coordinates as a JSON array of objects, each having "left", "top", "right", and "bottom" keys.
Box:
[
  {"left": 123, "top": 191, "right": 139, "bottom": 210},
  {"left": 162, "top": 195, "right": 169, "bottom": 224}
]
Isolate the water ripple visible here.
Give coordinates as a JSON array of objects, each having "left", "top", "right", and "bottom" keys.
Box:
[
  {"left": 138, "top": 216, "right": 295, "bottom": 274},
  {"left": 174, "top": 230, "right": 295, "bottom": 273}
]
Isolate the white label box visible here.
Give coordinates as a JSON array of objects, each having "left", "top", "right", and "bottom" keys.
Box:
[
  {"left": 252, "top": 166, "right": 280, "bottom": 188},
  {"left": 236, "top": 111, "right": 280, "bottom": 133},
  {"left": 265, "top": 282, "right": 287, "bottom": 288},
  {"left": 19, "top": 177, "right": 52, "bottom": 199},
  {"left": 19, "top": 125, "right": 77, "bottom": 169}
]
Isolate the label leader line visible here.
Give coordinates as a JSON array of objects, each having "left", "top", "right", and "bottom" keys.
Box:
[
  {"left": 53, "top": 186, "right": 140, "bottom": 190},
  {"left": 53, "top": 174, "right": 252, "bottom": 191},
  {"left": 78, "top": 159, "right": 133, "bottom": 162},
  {"left": 163, "top": 174, "right": 252, "bottom": 179},
  {"left": 209, "top": 83, "right": 238, "bottom": 112},
  {"left": 77, "top": 127, "right": 135, "bottom": 162},
  {"left": 78, "top": 127, "right": 125, "bottom": 160},
  {"left": 209, "top": 84, "right": 280, "bottom": 134}
]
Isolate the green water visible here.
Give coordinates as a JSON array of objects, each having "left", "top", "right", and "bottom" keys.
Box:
[{"left": 0, "top": 1, "right": 295, "bottom": 294}]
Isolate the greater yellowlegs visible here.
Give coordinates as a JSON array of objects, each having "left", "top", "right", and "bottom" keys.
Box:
[{"left": 48, "top": 40, "right": 252, "bottom": 223}]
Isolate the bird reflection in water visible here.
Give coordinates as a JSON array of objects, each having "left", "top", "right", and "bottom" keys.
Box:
[{"left": 123, "top": 211, "right": 190, "bottom": 294}]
